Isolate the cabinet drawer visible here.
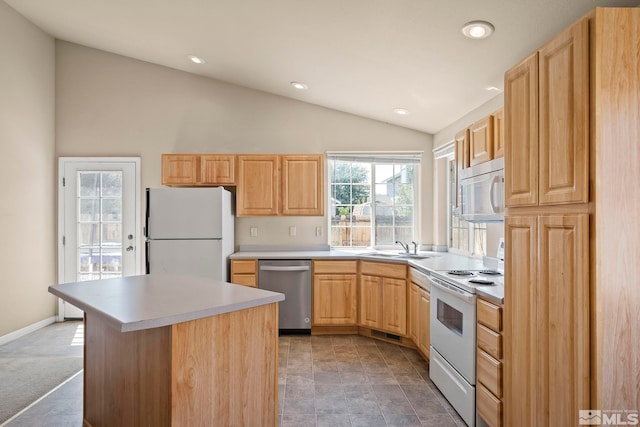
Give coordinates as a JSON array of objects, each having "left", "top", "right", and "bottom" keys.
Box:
[
  {"left": 477, "top": 382, "right": 502, "bottom": 427},
  {"left": 231, "top": 274, "right": 257, "bottom": 288},
  {"left": 408, "top": 268, "right": 430, "bottom": 291},
  {"left": 231, "top": 260, "right": 257, "bottom": 275},
  {"left": 477, "top": 324, "right": 502, "bottom": 360},
  {"left": 313, "top": 260, "right": 358, "bottom": 274},
  {"left": 478, "top": 349, "right": 502, "bottom": 398},
  {"left": 478, "top": 299, "right": 502, "bottom": 331},
  {"left": 360, "top": 261, "right": 407, "bottom": 279}
]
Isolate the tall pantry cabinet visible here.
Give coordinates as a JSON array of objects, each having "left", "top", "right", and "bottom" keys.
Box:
[{"left": 503, "top": 8, "right": 640, "bottom": 427}]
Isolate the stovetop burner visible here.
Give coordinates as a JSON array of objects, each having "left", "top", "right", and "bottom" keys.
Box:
[
  {"left": 468, "top": 279, "right": 495, "bottom": 285},
  {"left": 478, "top": 270, "right": 501, "bottom": 276},
  {"left": 448, "top": 270, "right": 474, "bottom": 276}
]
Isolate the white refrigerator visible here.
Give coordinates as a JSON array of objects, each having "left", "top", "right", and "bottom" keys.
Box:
[{"left": 145, "top": 187, "right": 234, "bottom": 281}]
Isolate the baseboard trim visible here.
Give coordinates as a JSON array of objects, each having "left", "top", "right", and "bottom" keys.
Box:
[{"left": 0, "top": 316, "right": 56, "bottom": 346}]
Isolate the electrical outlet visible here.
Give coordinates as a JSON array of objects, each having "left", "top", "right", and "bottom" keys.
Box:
[
  {"left": 315, "top": 226, "right": 322, "bottom": 237},
  {"left": 289, "top": 226, "right": 297, "bottom": 237},
  {"left": 250, "top": 227, "right": 258, "bottom": 237}
]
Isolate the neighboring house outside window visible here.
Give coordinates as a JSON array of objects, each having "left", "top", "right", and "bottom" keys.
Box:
[{"left": 327, "top": 153, "right": 421, "bottom": 248}]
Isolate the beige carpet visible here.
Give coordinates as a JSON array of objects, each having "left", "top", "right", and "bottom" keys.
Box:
[{"left": 0, "top": 356, "right": 83, "bottom": 423}]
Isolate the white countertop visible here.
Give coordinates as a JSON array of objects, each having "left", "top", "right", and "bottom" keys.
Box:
[
  {"left": 230, "top": 248, "right": 504, "bottom": 304},
  {"left": 49, "top": 274, "right": 285, "bottom": 332}
]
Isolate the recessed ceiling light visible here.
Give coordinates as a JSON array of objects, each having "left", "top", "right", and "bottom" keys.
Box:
[
  {"left": 393, "top": 108, "right": 410, "bottom": 116},
  {"left": 187, "top": 55, "right": 205, "bottom": 64},
  {"left": 290, "top": 81, "right": 308, "bottom": 90},
  {"left": 461, "top": 21, "right": 495, "bottom": 39}
]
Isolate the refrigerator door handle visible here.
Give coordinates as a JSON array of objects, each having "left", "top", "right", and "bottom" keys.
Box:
[
  {"left": 144, "top": 189, "right": 150, "bottom": 238},
  {"left": 145, "top": 240, "right": 150, "bottom": 274}
]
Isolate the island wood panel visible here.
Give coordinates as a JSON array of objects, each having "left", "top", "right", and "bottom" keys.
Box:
[
  {"left": 84, "top": 314, "right": 172, "bottom": 426},
  {"left": 504, "top": 52, "right": 539, "bottom": 207},
  {"left": 171, "top": 303, "right": 278, "bottom": 427},
  {"left": 538, "top": 18, "right": 589, "bottom": 205},
  {"left": 592, "top": 8, "right": 640, "bottom": 411}
]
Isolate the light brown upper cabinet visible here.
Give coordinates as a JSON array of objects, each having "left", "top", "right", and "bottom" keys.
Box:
[
  {"left": 504, "top": 18, "right": 589, "bottom": 207},
  {"left": 162, "top": 154, "right": 236, "bottom": 186},
  {"left": 200, "top": 155, "right": 235, "bottom": 185},
  {"left": 236, "top": 155, "right": 280, "bottom": 216},
  {"left": 492, "top": 108, "right": 505, "bottom": 159},
  {"left": 281, "top": 155, "right": 324, "bottom": 216},
  {"left": 237, "top": 154, "right": 324, "bottom": 217},
  {"left": 162, "top": 154, "right": 199, "bottom": 186},
  {"left": 454, "top": 129, "right": 470, "bottom": 207},
  {"left": 469, "top": 116, "right": 494, "bottom": 166}
]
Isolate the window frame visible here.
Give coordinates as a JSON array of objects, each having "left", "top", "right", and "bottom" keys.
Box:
[{"left": 326, "top": 152, "right": 422, "bottom": 249}]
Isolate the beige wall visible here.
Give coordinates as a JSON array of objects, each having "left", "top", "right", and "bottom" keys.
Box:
[
  {"left": 55, "top": 41, "right": 434, "bottom": 248},
  {"left": 0, "top": 2, "right": 56, "bottom": 336}
]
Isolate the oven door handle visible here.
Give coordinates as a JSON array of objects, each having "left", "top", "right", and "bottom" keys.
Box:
[{"left": 427, "top": 276, "right": 476, "bottom": 304}]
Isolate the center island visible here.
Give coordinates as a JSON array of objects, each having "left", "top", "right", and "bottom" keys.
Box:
[{"left": 49, "top": 274, "right": 285, "bottom": 427}]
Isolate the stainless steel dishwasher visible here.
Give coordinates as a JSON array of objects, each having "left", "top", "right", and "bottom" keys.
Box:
[{"left": 258, "top": 259, "right": 312, "bottom": 333}]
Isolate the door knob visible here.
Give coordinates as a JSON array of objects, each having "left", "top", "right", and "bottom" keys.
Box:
[{"left": 126, "top": 246, "right": 134, "bottom": 251}]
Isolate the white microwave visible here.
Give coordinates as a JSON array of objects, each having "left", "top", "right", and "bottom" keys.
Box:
[{"left": 459, "top": 157, "right": 504, "bottom": 223}]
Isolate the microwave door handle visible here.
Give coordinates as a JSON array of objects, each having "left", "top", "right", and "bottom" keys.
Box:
[{"left": 489, "top": 175, "right": 500, "bottom": 213}]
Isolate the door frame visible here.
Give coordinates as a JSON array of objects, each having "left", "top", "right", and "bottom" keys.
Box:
[{"left": 57, "top": 157, "right": 142, "bottom": 321}]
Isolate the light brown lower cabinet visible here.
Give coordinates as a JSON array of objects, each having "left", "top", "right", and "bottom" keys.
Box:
[
  {"left": 477, "top": 297, "right": 504, "bottom": 427},
  {"left": 230, "top": 259, "right": 258, "bottom": 287},
  {"left": 359, "top": 261, "right": 407, "bottom": 336},
  {"left": 312, "top": 260, "right": 358, "bottom": 325},
  {"left": 408, "top": 268, "right": 430, "bottom": 359}
]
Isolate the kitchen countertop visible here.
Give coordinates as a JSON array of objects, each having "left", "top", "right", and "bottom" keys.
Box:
[
  {"left": 230, "top": 248, "right": 504, "bottom": 304},
  {"left": 49, "top": 274, "right": 285, "bottom": 332}
]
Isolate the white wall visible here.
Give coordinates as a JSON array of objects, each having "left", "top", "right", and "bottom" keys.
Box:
[
  {"left": 55, "top": 41, "right": 434, "bottom": 248},
  {"left": 0, "top": 2, "right": 56, "bottom": 337}
]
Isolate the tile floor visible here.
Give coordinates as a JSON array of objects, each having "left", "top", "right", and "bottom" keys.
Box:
[{"left": 2, "top": 322, "right": 466, "bottom": 427}]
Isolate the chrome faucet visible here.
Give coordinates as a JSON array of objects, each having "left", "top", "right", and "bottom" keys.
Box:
[
  {"left": 411, "top": 241, "right": 418, "bottom": 255},
  {"left": 396, "top": 241, "right": 410, "bottom": 253}
]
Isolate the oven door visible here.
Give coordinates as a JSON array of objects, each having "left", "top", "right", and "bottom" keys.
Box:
[{"left": 429, "top": 277, "right": 476, "bottom": 384}]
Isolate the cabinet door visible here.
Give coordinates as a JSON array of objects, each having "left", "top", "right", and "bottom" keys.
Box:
[
  {"left": 538, "top": 19, "right": 589, "bottom": 205},
  {"left": 417, "top": 288, "right": 430, "bottom": 358},
  {"left": 236, "top": 155, "right": 279, "bottom": 216},
  {"left": 504, "top": 53, "right": 539, "bottom": 207},
  {"left": 503, "top": 215, "right": 537, "bottom": 427},
  {"left": 408, "top": 283, "right": 420, "bottom": 343},
  {"left": 313, "top": 274, "right": 357, "bottom": 325},
  {"left": 469, "top": 116, "right": 494, "bottom": 166},
  {"left": 454, "top": 129, "right": 469, "bottom": 207},
  {"left": 201, "top": 155, "right": 235, "bottom": 185},
  {"left": 162, "top": 154, "right": 198, "bottom": 186},
  {"left": 359, "top": 275, "right": 383, "bottom": 329},
  {"left": 493, "top": 108, "right": 505, "bottom": 159},
  {"left": 381, "top": 277, "right": 406, "bottom": 335},
  {"left": 281, "top": 155, "right": 324, "bottom": 216},
  {"left": 536, "top": 214, "right": 589, "bottom": 427}
]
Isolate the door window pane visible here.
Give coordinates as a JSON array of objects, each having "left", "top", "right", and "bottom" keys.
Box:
[{"left": 76, "top": 171, "right": 123, "bottom": 280}]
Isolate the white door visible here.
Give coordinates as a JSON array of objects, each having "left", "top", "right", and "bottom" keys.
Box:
[{"left": 58, "top": 158, "right": 141, "bottom": 319}]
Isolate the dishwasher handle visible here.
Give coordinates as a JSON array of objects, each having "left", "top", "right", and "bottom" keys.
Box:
[{"left": 259, "top": 265, "right": 311, "bottom": 272}]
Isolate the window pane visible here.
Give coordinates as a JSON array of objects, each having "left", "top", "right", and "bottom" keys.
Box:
[
  {"left": 102, "top": 198, "right": 122, "bottom": 221},
  {"left": 102, "top": 223, "right": 122, "bottom": 246},
  {"left": 79, "top": 248, "right": 99, "bottom": 272},
  {"left": 79, "top": 173, "right": 100, "bottom": 197},
  {"left": 79, "top": 223, "right": 100, "bottom": 247},
  {"left": 101, "top": 250, "right": 122, "bottom": 273},
  {"left": 79, "top": 199, "right": 100, "bottom": 222},
  {"left": 101, "top": 172, "right": 122, "bottom": 197}
]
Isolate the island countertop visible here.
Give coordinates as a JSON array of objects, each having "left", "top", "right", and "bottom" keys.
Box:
[{"left": 49, "top": 274, "right": 285, "bottom": 333}]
